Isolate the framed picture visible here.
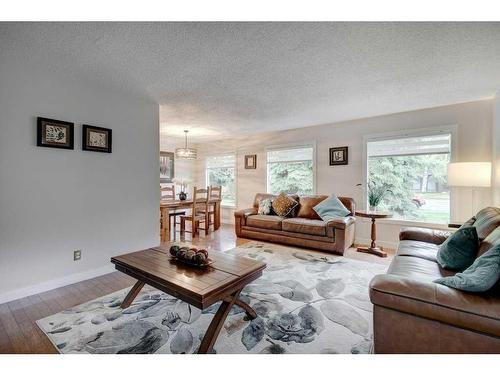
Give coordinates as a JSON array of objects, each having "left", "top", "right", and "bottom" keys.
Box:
[
  {"left": 329, "top": 146, "right": 348, "bottom": 166},
  {"left": 245, "top": 154, "right": 257, "bottom": 169},
  {"left": 160, "top": 151, "right": 175, "bottom": 183},
  {"left": 37, "top": 117, "right": 74, "bottom": 150},
  {"left": 82, "top": 125, "right": 112, "bottom": 153}
]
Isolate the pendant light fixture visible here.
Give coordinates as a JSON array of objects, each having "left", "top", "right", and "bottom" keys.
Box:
[{"left": 175, "top": 130, "right": 197, "bottom": 159}]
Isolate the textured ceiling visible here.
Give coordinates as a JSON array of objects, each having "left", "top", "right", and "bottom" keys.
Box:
[{"left": 2, "top": 22, "right": 500, "bottom": 142}]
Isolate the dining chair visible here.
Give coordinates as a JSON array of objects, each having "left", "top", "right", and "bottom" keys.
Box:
[
  {"left": 199, "top": 185, "right": 222, "bottom": 229},
  {"left": 180, "top": 186, "right": 209, "bottom": 237},
  {"left": 160, "top": 185, "right": 186, "bottom": 232}
]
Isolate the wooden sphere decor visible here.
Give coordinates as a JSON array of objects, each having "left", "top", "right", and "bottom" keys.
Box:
[{"left": 169, "top": 245, "right": 212, "bottom": 267}]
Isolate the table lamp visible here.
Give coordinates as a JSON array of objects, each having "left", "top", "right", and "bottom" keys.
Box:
[{"left": 447, "top": 162, "right": 491, "bottom": 218}]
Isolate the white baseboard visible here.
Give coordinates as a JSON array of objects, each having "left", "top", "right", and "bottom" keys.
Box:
[
  {"left": 0, "top": 264, "right": 115, "bottom": 305},
  {"left": 354, "top": 237, "right": 398, "bottom": 251}
]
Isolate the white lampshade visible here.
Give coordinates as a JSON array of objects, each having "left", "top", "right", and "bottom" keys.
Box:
[{"left": 447, "top": 162, "right": 491, "bottom": 187}]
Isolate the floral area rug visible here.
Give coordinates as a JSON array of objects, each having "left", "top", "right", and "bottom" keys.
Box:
[{"left": 36, "top": 241, "right": 387, "bottom": 354}]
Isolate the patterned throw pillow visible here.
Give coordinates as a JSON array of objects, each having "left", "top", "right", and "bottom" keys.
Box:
[
  {"left": 272, "top": 193, "right": 298, "bottom": 217},
  {"left": 258, "top": 198, "right": 273, "bottom": 215}
]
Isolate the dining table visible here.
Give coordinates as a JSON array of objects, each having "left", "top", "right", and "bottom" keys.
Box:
[{"left": 160, "top": 198, "right": 221, "bottom": 242}]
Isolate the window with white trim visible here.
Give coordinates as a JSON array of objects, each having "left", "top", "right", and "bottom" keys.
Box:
[
  {"left": 205, "top": 154, "right": 236, "bottom": 207},
  {"left": 267, "top": 146, "right": 314, "bottom": 195},
  {"left": 366, "top": 133, "right": 451, "bottom": 224}
]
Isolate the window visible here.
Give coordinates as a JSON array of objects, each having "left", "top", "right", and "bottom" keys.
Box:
[
  {"left": 206, "top": 154, "right": 236, "bottom": 207},
  {"left": 267, "top": 146, "right": 314, "bottom": 195},
  {"left": 366, "top": 133, "right": 451, "bottom": 224}
]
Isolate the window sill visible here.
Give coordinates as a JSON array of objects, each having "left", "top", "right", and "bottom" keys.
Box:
[{"left": 357, "top": 217, "right": 451, "bottom": 230}]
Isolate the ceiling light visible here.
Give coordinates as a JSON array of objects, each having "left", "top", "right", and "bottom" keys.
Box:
[{"left": 175, "top": 130, "right": 197, "bottom": 159}]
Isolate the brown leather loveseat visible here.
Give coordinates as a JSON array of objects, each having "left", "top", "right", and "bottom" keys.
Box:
[
  {"left": 234, "top": 193, "right": 355, "bottom": 255},
  {"left": 369, "top": 207, "right": 500, "bottom": 353}
]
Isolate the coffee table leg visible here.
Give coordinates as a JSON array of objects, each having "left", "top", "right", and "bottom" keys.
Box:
[
  {"left": 198, "top": 289, "right": 242, "bottom": 354},
  {"left": 120, "top": 280, "right": 145, "bottom": 308},
  {"left": 233, "top": 298, "right": 257, "bottom": 320}
]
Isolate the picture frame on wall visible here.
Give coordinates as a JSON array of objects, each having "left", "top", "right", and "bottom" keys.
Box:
[
  {"left": 245, "top": 154, "right": 257, "bottom": 169},
  {"left": 160, "top": 151, "right": 175, "bottom": 183},
  {"left": 37, "top": 117, "right": 74, "bottom": 150},
  {"left": 82, "top": 125, "right": 112, "bottom": 153},
  {"left": 329, "top": 146, "right": 348, "bottom": 166}
]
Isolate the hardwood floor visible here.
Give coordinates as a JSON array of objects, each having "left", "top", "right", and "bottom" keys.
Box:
[{"left": 0, "top": 223, "right": 393, "bottom": 354}]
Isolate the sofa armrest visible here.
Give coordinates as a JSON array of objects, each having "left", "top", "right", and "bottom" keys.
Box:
[
  {"left": 234, "top": 208, "right": 256, "bottom": 237},
  {"left": 369, "top": 274, "right": 500, "bottom": 337},
  {"left": 326, "top": 216, "right": 355, "bottom": 230},
  {"left": 399, "top": 227, "right": 451, "bottom": 245},
  {"left": 234, "top": 208, "right": 257, "bottom": 219}
]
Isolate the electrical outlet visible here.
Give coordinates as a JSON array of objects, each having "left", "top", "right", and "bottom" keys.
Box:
[{"left": 74, "top": 249, "right": 82, "bottom": 261}]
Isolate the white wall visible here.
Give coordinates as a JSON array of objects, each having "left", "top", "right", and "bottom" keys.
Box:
[
  {"left": 193, "top": 100, "right": 493, "bottom": 248},
  {"left": 0, "top": 59, "right": 160, "bottom": 303}
]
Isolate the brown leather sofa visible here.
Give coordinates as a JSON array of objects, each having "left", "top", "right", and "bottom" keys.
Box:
[
  {"left": 369, "top": 207, "right": 500, "bottom": 353},
  {"left": 234, "top": 193, "right": 355, "bottom": 255}
]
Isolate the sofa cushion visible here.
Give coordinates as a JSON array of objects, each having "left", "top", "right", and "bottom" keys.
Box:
[
  {"left": 399, "top": 227, "right": 451, "bottom": 245},
  {"left": 437, "top": 226, "right": 479, "bottom": 271},
  {"left": 253, "top": 193, "right": 276, "bottom": 209},
  {"left": 282, "top": 218, "right": 327, "bottom": 236},
  {"left": 478, "top": 225, "right": 500, "bottom": 257},
  {"left": 297, "top": 195, "right": 328, "bottom": 219},
  {"left": 246, "top": 215, "right": 284, "bottom": 230},
  {"left": 387, "top": 254, "right": 454, "bottom": 282},
  {"left": 472, "top": 207, "right": 500, "bottom": 240},
  {"left": 338, "top": 196, "right": 355, "bottom": 215},
  {"left": 370, "top": 273, "right": 500, "bottom": 337},
  {"left": 459, "top": 206, "right": 500, "bottom": 264},
  {"left": 435, "top": 244, "right": 500, "bottom": 292},
  {"left": 397, "top": 240, "right": 440, "bottom": 262},
  {"left": 241, "top": 225, "right": 335, "bottom": 243},
  {"left": 253, "top": 193, "right": 298, "bottom": 207}
]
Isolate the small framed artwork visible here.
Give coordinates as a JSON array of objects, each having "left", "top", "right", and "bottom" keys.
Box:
[
  {"left": 329, "top": 146, "right": 348, "bottom": 166},
  {"left": 37, "top": 117, "right": 74, "bottom": 150},
  {"left": 160, "top": 151, "right": 175, "bottom": 183},
  {"left": 82, "top": 125, "right": 112, "bottom": 153},
  {"left": 245, "top": 154, "right": 257, "bottom": 169}
]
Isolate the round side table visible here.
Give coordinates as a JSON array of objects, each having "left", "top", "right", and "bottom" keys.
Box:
[{"left": 355, "top": 210, "right": 393, "bottom": 257}]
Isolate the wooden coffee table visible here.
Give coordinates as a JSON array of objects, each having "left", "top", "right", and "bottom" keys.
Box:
[
  {"left": 355, "top": 210, "right": 393, "bottom": 257},
  {"left": 111, "top": 245, "right": 266, "bottom": 354}
]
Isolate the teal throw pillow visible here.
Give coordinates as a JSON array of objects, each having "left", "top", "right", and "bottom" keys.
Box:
[
  {"left": 436, "top": 226, "right": 479, "bottom": 271},
  {"left": 434, "top": 244, "right": 500, "bottom": 292},
  {"left": 313, "top": 194, "right": 350, "bottom": 221}
]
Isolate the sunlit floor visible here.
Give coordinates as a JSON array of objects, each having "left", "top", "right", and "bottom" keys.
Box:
[{"left": 0, "top": 223, "right": 393, "bottom": 353}]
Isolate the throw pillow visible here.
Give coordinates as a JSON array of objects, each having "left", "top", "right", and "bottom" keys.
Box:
[
  {"left": 434, "top": 243, "right": 500, "bottom": 292},
  {"left": 258, "top": 198, "right": 273, "bottom": 215},
  {"left": 272, "top": 193, "right": 298, "bottom": 217},
  {"left": 436, "top": 226, "right": 479, "bottom": 271},
  {"left": 312, "top": 194, "right": 350, "bottom": 221}
]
